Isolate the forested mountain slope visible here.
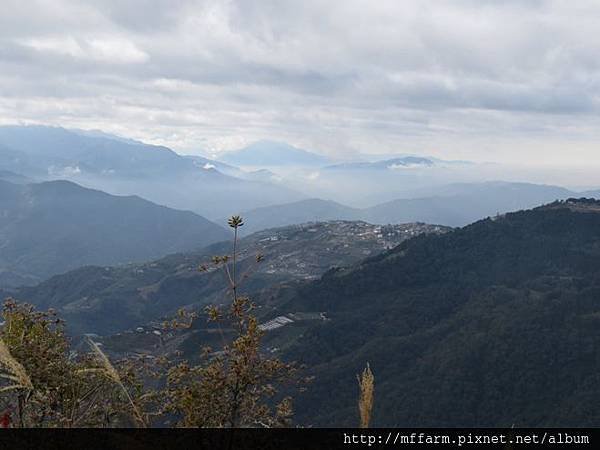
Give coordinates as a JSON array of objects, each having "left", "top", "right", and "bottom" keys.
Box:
[
  {"left": 0, "top": 179, "right": 229, "bottom": 287},
  {"left": 274, "top": 199, "right": 600, "bottom": 426}
]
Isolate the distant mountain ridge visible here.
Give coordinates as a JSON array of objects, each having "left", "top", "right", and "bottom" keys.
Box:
[
  {"left": 0, "top": 126, "right": 306, "bottom": 218},
  {"left": 0, "top": 178, "right": 229, "bottom": 287},
  {"left": 218, "top": 140, "right": 331, "bottom": 167},
  {"left": 0, "top": 125, "right": 190, "bottom": 178},
  {"left": 238, "top": 181, "right": 585, "bottom": 233}
]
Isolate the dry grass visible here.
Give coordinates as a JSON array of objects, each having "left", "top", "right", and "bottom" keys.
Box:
[
  {"left": 0, "top": 339, "right": 33, "bottom": 393},
  {"left": 78, "top": 338, "right": 146, "bottom": 427},
  {"left": 357, "top": 363, "right": 374, "bottom": 428}
]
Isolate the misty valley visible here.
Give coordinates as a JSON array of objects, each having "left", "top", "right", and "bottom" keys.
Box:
[{"left": 0, "top": 126, "right": 600, "bottom": 432}]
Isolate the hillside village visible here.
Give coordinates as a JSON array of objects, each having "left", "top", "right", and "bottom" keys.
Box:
[
  {"left": 93, "top": 220, "right": 450, "bottom": 358},
  {"left": 242, "top": 220, "right": 450, "bottom": 280}
]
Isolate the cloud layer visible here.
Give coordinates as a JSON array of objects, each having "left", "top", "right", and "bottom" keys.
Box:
[{"left": 2, "top": 0, "right": 600, "bottom": 163}]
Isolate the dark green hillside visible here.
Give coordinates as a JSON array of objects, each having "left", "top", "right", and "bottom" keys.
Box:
[
  {"left": 0, "top": 179, "right": 229, "bottom": 287},
  {"left": 276, "top": 199, "right": 600, "bottom": 427}
]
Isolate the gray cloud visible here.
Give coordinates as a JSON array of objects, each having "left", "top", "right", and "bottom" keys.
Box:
[{"left": 2, "top": 0, "right": 600, "bottom": 164}]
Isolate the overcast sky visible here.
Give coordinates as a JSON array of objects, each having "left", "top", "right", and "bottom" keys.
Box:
[{"left": 1, "top": 0, "right": 600, "bottom": 164}]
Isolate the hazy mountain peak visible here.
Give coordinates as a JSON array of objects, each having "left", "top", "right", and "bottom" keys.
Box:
[{"left": 218, "top": 140, "right": 331, "bottom": 167}]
